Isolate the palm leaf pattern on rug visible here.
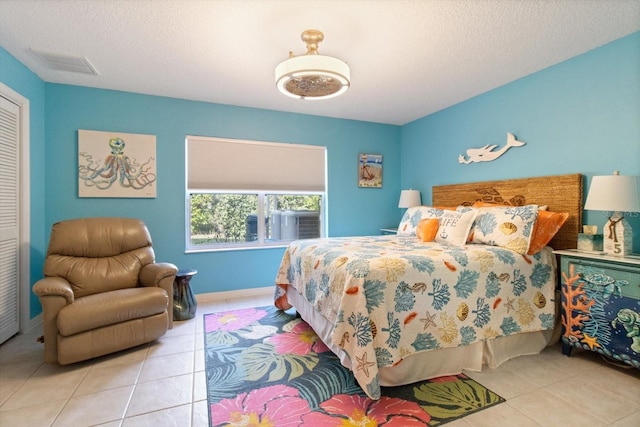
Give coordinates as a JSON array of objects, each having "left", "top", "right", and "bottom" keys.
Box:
[
  {"left": 205, "top": 306, "right": 504, "bottom": 426},
  {"left": 415, "top": 379, "right": 504, "bottom": 419},
  {"left": 382, "top": 376, "right": 504, "bottom": 425}
]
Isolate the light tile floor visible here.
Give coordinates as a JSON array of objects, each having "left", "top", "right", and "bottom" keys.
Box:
[{"left": 1, "top": 291, "right": 638, "bottom": 427}]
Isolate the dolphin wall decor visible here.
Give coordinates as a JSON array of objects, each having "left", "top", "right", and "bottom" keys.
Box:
[{"left": 458, "top": 132, "right": 526, "bottom": 164}]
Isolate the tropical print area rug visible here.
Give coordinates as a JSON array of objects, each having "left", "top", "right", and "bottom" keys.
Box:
[{"left": 204, "top": 306, "right": 504, "bottom": 426}]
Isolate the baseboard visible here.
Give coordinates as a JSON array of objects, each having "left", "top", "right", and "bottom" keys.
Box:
[
  {"left": 196, "top": 286, "right": 273, "bottom": 303},
  {"left": 27, "top": 312, "right": 42, "bottom": 334}
]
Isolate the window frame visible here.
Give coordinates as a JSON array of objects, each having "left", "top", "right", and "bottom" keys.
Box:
[
  {"left": 185, "top": 190, "right": 326, "bottom": 252},
  {"left": 185, "top": 136, "right": 327, "bottom": 252}
]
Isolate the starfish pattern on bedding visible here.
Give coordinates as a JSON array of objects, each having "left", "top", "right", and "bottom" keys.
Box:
[
  {"left": 504, "top": 297, "right": 515, "bottom": 313},
  {"left": 355, "top": 352, "right": 376, "bottom": 377},
  {"left": 420, "top": 311, "right": 437, "bottom": 329}
]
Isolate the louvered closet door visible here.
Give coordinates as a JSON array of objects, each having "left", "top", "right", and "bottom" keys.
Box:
[{"left": 0, "top": 95, "right": 20, "bottom": 344}]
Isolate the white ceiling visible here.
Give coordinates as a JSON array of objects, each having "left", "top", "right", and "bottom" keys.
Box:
[{"left": 1, "top": 1, "right": 639, "bottom": 125}]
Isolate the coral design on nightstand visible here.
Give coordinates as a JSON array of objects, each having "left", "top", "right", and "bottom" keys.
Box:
[
  {"left": 561, "top": 264, "right": 596, "bottom": 342},
  {"left": 557, "top": 251, "right": 640, "bottom": 369}
]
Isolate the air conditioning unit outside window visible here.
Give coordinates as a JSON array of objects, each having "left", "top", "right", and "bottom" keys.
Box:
[{"left": 273, "top": 210, "right": 320, "bottom": 240}]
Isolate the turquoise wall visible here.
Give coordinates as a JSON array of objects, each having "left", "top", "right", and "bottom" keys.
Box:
[
  {"left": 0, "top": 48, "right": 47, "bottom": 318},
  {"left": 2, "top": 31, "right": 639, "bottom": 322},
  {"left": 401, "top": 32, "right": 640, "bottom": 252},
  {"left": 43, "top": 85, "right": 401, "bottom": 297}
]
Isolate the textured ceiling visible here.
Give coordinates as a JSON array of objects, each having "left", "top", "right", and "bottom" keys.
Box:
[{"left": 1, "top": 0, "right": 638, "bottom": 125}]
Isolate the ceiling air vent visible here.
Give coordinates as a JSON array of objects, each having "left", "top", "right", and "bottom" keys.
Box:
[{"left": 30, "top": 49, "right": 99, "bottom": 75}]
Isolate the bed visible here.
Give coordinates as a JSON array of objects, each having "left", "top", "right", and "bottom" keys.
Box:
[{"left": 274, "top": 173, "right": 583, "bottom": 399}]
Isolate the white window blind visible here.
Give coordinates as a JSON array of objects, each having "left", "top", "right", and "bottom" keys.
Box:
[{"left": 187, "top": 136, "right": 326, "bottom": 192}]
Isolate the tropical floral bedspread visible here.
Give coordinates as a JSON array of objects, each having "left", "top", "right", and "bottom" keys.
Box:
[{"left": 274, "top": 236, "right": 557, "bottom": 399}]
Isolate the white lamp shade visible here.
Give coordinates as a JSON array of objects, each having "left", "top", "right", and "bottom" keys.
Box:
[
  {"left": 398, "top": 189, "right": 421, "bottom": 208},
  {"left": 584, "top": 174, "right": 640, "bottom": 213}
]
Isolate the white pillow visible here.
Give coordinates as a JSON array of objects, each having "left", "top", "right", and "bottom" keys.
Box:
[
  {"left": 434, "top": 209, "right": 477, "bottom": 246},
  {"left": 462, "top": 205, "right": 539, "bottom": 254},
  {"left": 397, "top": 206, "right": 444, "bottom": 236}
]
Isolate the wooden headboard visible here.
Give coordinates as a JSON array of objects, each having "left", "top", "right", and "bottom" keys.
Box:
[{"left": 432, "top": 173, "right": 583, "bottom": 250}]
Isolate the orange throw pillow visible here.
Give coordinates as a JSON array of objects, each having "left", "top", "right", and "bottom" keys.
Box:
[
  {"left": 527, "top": 210, "right": 569, "bottom": 254},
  {"left": 417, "top": 218, "right": 439, "bottom": 242},
  {"left": 472, "top": 201, "right": 502, "bottom": 207},
  {"left": 473, "top": 201, "right": 549, "bottom": 211}
]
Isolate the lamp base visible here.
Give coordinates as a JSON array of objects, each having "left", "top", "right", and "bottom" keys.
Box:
[{"left": 603, "top": 213, "right": 632, "bottom": 257}]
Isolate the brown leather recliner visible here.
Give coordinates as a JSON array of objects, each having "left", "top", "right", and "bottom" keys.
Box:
[{"left": 33, "top": 217, "right": 178, "bottom": 365}]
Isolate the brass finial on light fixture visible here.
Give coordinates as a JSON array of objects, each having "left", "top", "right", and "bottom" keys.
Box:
[
  {"left": 275, "top": 30, "right": 350, "bottom": 100},
  {"left": 301, "top": 29, "right": 323, "bottom": 54}
]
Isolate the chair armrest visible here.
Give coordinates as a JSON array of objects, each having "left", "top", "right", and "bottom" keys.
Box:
[
  {"left": 139, "top": 262, "right": 178, "bottom": 287},
  {"left": 140, "top": 262, "right": 178, "bottom": 328},
  {"left": 32, "top": 277, "right": 74, "bottom": 363},
  {"left": 33, "top": 276, "right": 74, "bottom": 304}
]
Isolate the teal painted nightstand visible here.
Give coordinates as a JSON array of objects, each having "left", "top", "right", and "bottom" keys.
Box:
[{"left": 554, "top": 249, "right": 640, "bottom": 369}]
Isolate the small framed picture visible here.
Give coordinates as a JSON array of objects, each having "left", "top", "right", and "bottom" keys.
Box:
[{"left": 358, "top": 153, "right": 382, "bottom": 188}]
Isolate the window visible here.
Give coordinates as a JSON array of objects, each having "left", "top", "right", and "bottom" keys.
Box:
[{"left": 186, "top": 136, "right": 326, "bottom": 250}]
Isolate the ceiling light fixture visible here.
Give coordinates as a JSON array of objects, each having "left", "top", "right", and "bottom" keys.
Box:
[{"left": 275, "top": 29, "right": 350, "bottom": 100}]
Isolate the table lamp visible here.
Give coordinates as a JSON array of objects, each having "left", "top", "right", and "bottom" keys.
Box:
[
  {"left": 584, "top": 171, "right": 640, "bottom": 256},
  {"left": 398, "top": 189, "right": 421, "bottom": 209}
]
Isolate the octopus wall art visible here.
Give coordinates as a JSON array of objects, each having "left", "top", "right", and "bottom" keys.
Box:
[{"left": 78, "top": 129, "right": 157, "bottom": 198}]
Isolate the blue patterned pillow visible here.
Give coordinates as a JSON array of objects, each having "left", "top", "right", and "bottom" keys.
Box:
[
  {"left": 459, "top": 205, "right": 539, "bottom": 254},
  {"left": 397, "top": 206, "right": 444, "bottom": 236}
]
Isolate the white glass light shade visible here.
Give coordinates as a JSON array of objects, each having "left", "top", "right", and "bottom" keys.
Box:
[
  {"left": 275, "top": 54, "right": 350, "bottom": 100},
  {"left": 398, "top": 189, "right": 421, "bottom": 208},
  {"left": 584, "top": 174, "right": 640, "bottom": 213}
]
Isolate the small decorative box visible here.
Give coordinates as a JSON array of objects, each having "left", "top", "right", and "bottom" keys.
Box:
[{"left": 577, "top": 233, "right": 603, "bottom": 251}]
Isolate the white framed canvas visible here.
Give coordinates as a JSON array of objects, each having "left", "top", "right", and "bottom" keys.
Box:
[{"left": 78, "top": 129, "right": 157, "bottom": 198}]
